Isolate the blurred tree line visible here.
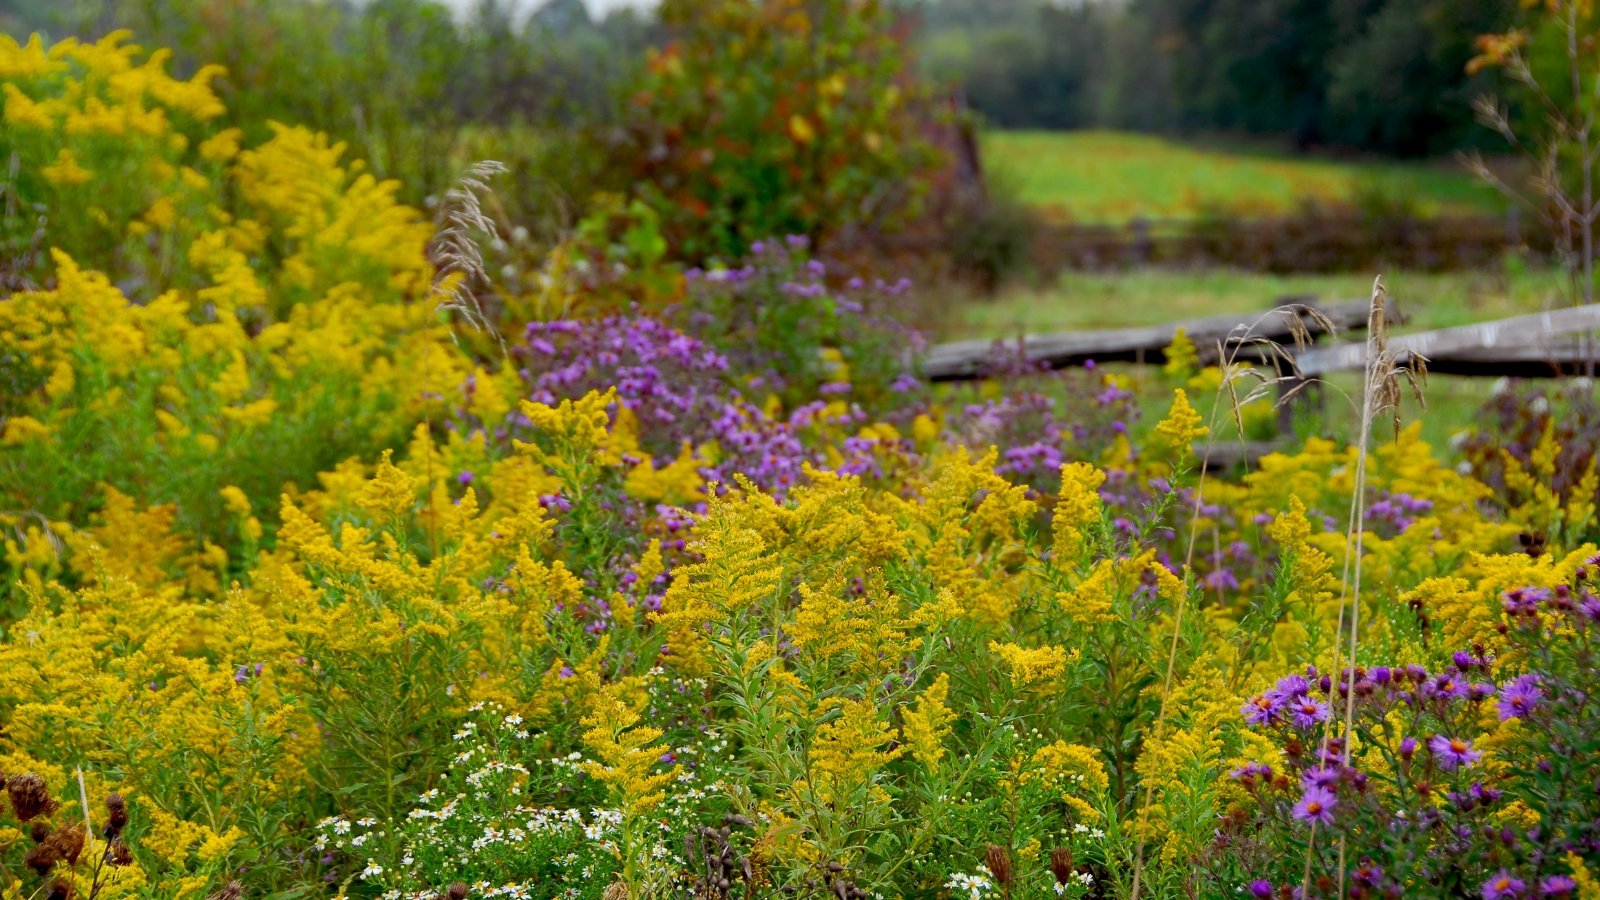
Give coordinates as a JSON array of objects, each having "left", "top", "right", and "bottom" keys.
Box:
[
  {"left": 0, "top": 0, "right": 933, "bottom": 261},
  {"left": 912, "top": 0, "right": 1518, "bottom": 157},
  {"left": 0, "top": 0, "right": 658, "bottom": 233}
]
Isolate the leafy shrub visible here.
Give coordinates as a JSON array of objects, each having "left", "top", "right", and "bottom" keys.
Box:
[
  {"left": 609, "top": 0, "right": 934, "bottom": 260},
  {"left": 1462, "top": 380, "right": 1600, "bottom": 548}
]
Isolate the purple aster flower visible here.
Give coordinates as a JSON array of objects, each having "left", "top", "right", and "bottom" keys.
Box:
[
  {"left": 1290, "top": 696, "right": 1330, "bottom": 729},
  {"left": 1502, "top": 587, "right": 1549, "bottom": 616},
  {"left": 1274, "top": 674, "right": 1312, "bottom": 699},
  {"left": 1481, "top": 871, "right": 1526, "bottom": 899},
  {"left": 1540, "top": 875, "right": 1577, "bottom": 897},
  {"left": 1399, "top": 736, "right": 1418, "bottom": 760},
  {"left": 1301, "top": 766, "right": 1341, "bottom": 790},
  {"left": 1242, "top": 692, "right": 1285, "bottom": 726},
  {"left": 1351, "top": 860, "right": 1385, "bottom": 889},
  {"left": 1578, "top": 591, "right": 1600, "bottom": 623},
  {"left": 1249, "top": 881, "right": 1273, "bottom": 899},
  {"left": 1293, "top": 785, "right": 1337, "bottom": 826},
  {"left": 1497, "top": 673, "right": 1543, "bottom": 721},
  {"left": 1430, "top": 673, "right": 1469, "bottom": 700},
  {"left": 1429, "top": 734, "right": 1482, "bottom": 770},
  {"left": 1230, "top": 762, "right": 1274, "bottom": 785}
]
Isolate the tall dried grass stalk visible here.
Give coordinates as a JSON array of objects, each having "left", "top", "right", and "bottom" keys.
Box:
[
  {"left": 419, "top": 160, "right": 508, "bottom": 557},
  {"left": 428, "top": 160, "right": 509, "bottom": 349},
  {"left": 1299, "top": 276, "right": 1425, "bottom": 896},
  {"left": 1131, "top": 302, "right": 1337, "bottom": 900}
]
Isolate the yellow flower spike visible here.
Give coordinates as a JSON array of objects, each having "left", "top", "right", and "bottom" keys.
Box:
[
  {"left": 219, "top": 486, "right": 252, "bottom": 517},
  {"left": 41, "top": 149, "right": 93, "bottom": 186},
  {"left": 633, "top": 539, "right": 665, "bottom": 591},
  {"left": 988, "top": 640, "right": 1070, "bottom": 690},
  {"left": 789, "top": 576, "right": 917, "bottom": 676},
  {"left": 1027, "top": 740, "right": 1110, "bottom": 822},
  {"left": 804, "top": 699, "right": 902, "bottom": 805},
  {"left": 357, "top": 450, "right": 419, "bottom": 526},
  {"left": 1162, "top": 327, "right": 1200, "bottom": 377},
  {"left": 579, "top": 684, "right": 678, "bottom": 816},
  {"left": 1564, "top": 853, "right": 1600, "bottom": 898},
  {"left": 901, "top": 673, "right": 954, "bottom": 773},
  {"left": 1053, "top": 461, "right": 1106, "bottom": 561},
  {"left": 1154, "top": 388, "right": 1208, "bottom": 458},
  {"left": 0, "top": 33, "right": 67, "bottom": 79},
  {"left": 2, "top": 82, "right": 55, "bottom": 129},
  {"left": 1, "top": 416, "right": 52, "bottom": 445}
]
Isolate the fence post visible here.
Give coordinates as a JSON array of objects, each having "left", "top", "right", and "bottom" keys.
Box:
[{"left": 1131, "top": 215, "right": 1152, "bottom": 266}]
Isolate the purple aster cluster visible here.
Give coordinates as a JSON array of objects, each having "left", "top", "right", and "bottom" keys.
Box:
[
  {"left": 516, "top": 314, "right": 732, "bottom": 459},
  {"left": 679, "top": 237, "right": 922, "bottom": 404},
  {"left": 1215, "top": 573, "right": 1600, "bottom": 897},
  {"left": 1364, "top": 490, "right": 1434, "bottom": 537}
]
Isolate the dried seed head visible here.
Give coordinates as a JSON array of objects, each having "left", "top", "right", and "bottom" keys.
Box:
[
  {"left": 109, "top": 838, "right": 133, "bottom": 867},
  {"left": 447, "top": 884, "right": 469, "bottom": 900},
  {"left": 208, "top": 881, "right": 243, "bottom": 900},
  {"left": 43, "top": 825, "right": 84, "bottom": 866},
  {"left": 601, "top": 881, "right": 628, "bottom": 900},
  {"left": 24, "top": 843, "right": 59, "bottom": 876},
  {"left": 1050, "top": 847, "right": 1074, "bottom": 885},
  {"left": 30, "top": 820, "right": 50, "bottom": 843},
  {"left": 985, "top": 844, "right": 1012, "bottom": 886},
  {"left": 8, "top": 773, "right": 54, "bottom": 822},
  {"left": 46, "top": 879, "right": 70, "bottom": 900},
  {"left": 104, "top": 792, "right": 128, "bottom": 838}
]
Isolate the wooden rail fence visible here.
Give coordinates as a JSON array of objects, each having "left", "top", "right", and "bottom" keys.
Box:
[{"left": 926, "top": 298, "right": 1600, "bottom": 468}]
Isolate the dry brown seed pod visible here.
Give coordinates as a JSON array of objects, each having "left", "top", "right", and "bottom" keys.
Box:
[
  {"left": 43, "top": 825, "right": 84, "bottom": 866},
  {"left": 985, "top": 844, "right": 1012, "bottom": 886},
  {"left": 104, "top": 792, "right": 128, "bottom": 838},
  {"left": 109, "top": 838, "right": 133, "bottom": 867},
  {"left": 7, "top": 773, "right": 54, "bottom": 822},
  {"left": 24, "top": 843, "right": 59, "bottom": 876},
  {"left": 1050, "top": 847, "right": 1074, "bottom": 885}
]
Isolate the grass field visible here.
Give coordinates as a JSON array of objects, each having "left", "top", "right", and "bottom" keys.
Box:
[
  {"left": 940, "top": 264, "right": 1565, "bottom": 339},
  {"left": 983, "top": 130, "right": 1506, "bottom": 223}
]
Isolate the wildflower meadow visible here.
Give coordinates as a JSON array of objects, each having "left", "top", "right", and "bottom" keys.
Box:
[{"left": 3, "top": 11, "right": 1600, "bottom": 900}]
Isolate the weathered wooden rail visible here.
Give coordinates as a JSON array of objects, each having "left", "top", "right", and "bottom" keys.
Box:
[
  {"left": 928, "top": 300, "right": 1600, "bottom": 383},
  {"left": 922, "top": 298, "right": 1371, "bottom": 382},
  {"left": 1295, "top": 304, "right": 1600, "bottom": 377}
]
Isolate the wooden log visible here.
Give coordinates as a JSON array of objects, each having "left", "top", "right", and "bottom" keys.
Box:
[
  {"left": 1295, "top": 305, "right": 1600, "bottom": 377},
  {"left": 922, "top": 298, "right": 1370, "bottom": 382}
]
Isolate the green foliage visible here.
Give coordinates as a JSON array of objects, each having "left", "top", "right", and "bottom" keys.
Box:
[{"left": 611, "top": 0, "right": 935, "bottom": 260}]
